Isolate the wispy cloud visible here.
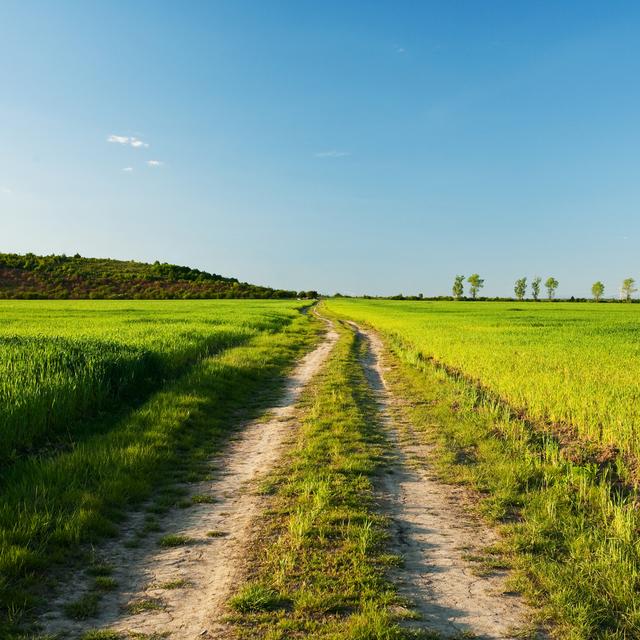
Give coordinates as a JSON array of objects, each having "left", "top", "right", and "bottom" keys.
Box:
[
  {"left": 147, "top": 160, "right": 163, "bottom": 167},
  {"left": 107, "top": 134, "right": 149, "bottom": 148},
  {"left": 122, "top": 167, "right": 134, "bottom": 172},
  {"left": 0, "top": 186, "right": 12, "bottom": 195},
  {"left": 395, "top": 46, "right": 406, "bottom": 54},
  {"left": 314, "top": 150, "right": 351, "bottom": 158}
]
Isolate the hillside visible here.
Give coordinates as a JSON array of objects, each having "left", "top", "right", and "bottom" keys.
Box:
[{"left": 0, "top": 253, "right": 307, "bottom": 299}]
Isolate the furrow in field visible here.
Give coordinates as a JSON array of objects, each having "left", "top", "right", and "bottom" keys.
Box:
[
  {"left": 351, "top": 321, "right": 532, "bottom": 639},
  {"left": 39, "top": 315, "right": 338, "bottom": 640}
]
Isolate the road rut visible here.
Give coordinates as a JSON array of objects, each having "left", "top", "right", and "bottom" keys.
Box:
[
  {"left": 351, "top": 321, "right": 533, "bottom": 639},
  {"left": 41, "top": 316, "right": 338, "bottom": 640}
]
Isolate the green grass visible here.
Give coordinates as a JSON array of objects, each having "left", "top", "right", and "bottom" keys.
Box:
[
  {"left": 230, "top": 584, "right": 290, "bottom": 613},
  {"left": 79, "top": 631, "right": 123, "bottom": 640},
  {"left": 324, "top": 299, "right": 640, "bottom": 464},
  {"left": 0, "top": 300, "right": 318, "bottom": 637},
  {"left": 0, "top": 300, "right": 304, "bottom": 461},
  {"left": 228, "top": 319, "right": 404, "bottom": 639},
  {"left": 93, "top": 576, "right": 118, "bottom": 591},
  {"left": 124, "top": 598, "right": 164, "bottom": 614},
  {"left": 63, "top": 593, "right": 100, "bottom": 620},
  {"left": 157, "top": 534, "right": 194, "bottom": 548},
  {"left": 325, "top": 300, "right": 640, "bottom": 639},
  {"left": 157, "top": 578, "right": 190, "bottom": 590}
]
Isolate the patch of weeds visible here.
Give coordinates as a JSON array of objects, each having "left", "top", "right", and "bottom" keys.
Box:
[
  {"left": 256, "top": 478, "right": 279, "bottom": 495},
  {"left": 158, "top": 578, "right": 191, "bottom": 589},
  {"left": 377, "top": 552, "right": 403, "bottom": 567},
  {"left": 206, "top": 530, "right": 227, "bottom": 538},
  {"left": 190, "top": 493, "right": 216, "bottom": 504},
  {"left": 123, "top": 537, "right": 141, "bottom": 549},
  {"left": 87, "top": 562, "right": 113, "bottom": 577},
  {"left": 64, "top": 593, "right": 100, "bottom": 620},
  {"left": 229, "top": 584, "right": 290, "bottom": 613},
  {"left": 157, "top": 534, "right": 194, "bottom": 547},
  {"left": 80, "top": 630, "right": 122, "bottom": 640},
  {"left": 147, "top": 504, "right": 169, "bottom": 515},
  {"left": 142, "top": 515, "right": 162, "bottom": 533},
  {"left": 124, "top": 598, "right": 164, "bottom": 614},
  {"left": 94, "top": 576, "right": 118, "bottom": 591}
]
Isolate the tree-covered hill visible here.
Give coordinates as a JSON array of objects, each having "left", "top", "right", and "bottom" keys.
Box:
[{"left": 0, "top": 253, "right": 307, "bottom": 299}]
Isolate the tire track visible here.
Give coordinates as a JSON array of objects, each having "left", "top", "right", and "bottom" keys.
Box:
[
  {"left": 40, "top": 315, "right": 338, "bottom": 640},
  {"left": 350, "top": 321, "right": 534, "bottom": 639}
]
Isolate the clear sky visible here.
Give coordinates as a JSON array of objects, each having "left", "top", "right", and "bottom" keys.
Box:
[{"left": 1, "top": 1, "right": 639, "bottom": 297}]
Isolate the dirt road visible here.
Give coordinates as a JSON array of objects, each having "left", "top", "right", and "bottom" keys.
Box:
[
  {"left": 351, "top": 321, "right": 534, "bottom": 639},
  {"left": 41, "top": 316, "right": 338, "bottom": 639}
]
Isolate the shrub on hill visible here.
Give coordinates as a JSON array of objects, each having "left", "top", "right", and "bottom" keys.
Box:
[{"left": 0, "top": 253, "right": 297, "bottom": 299}]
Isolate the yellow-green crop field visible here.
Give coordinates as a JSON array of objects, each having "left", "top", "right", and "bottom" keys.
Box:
[{"left": 326, "top": 299, "right": 640, "bottom": 461}]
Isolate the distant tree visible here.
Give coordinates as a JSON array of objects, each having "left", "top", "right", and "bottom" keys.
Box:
[
  {"left": 591, "top": 281, "right": 605, "bottom": 302},
  {"left": 514, "top": 277, "right": 527, "bottom": 301},
  {"left": 621, "top": 278, "right": 637, "bottom": 302},
  {"left": 545, "top": 277, "right": 559, "bottom": 300},
  {"left": 452, "top": 275, "right": 465, "bottom": 300},
  {"left": 531, "top": 276, "right": 542, "bottom": 301},
  {"left": 467, "top": 274, "right": 484, "bottom": 300}
]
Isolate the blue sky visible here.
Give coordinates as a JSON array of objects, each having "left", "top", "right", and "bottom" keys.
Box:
[{"left": 1, "top": 1, "right": 639, "bottom": 296}]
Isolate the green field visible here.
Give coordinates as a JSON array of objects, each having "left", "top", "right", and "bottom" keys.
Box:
[
  {"left": 1, "top": 300, "right": 302, "bottom": 458},
  {"left": 6, "top": 298, "right": 640, "bottom": 638},
  {"left": 326, "top": 299, "right": 640, "bottom": 463},
  {"left": 0, "top": 300, "right": 315, "bottom": 632},
  {"left": 324, "top": 299, "right": 640, "bottom": 638}
]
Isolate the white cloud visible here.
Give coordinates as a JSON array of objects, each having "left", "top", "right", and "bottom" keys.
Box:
[
  {"left": 395, "top": 46, "right": 406, "bottom": 53},
  {"left": 314, "top": 150, "right": 351, "bottom": 158},
  {"left": 107, "top": 134, "right": 149, "bottom": 148},
  {"left": 147, "top": 160, "right": 163, "bottom": 167},
  {"left": 122, "top": 167, "right": 134, "bottom": 172},
  {"left": 0, "top": 186, "right": 12, "bottom": 195},
  {"left": 108, "top": 134, "right": 129, "bottom": 144}
]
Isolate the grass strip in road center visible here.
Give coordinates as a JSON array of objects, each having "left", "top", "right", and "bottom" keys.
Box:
[{"left": 228, "top": 320, "right": 411, "bottom": 639}]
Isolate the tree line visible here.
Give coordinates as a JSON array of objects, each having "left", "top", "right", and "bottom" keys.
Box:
[{"left": 452, "top": 275, "right": 638, "bottom": 302}]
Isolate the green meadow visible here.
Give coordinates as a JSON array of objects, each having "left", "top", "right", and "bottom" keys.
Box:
[{"left": 5, "top": 297, "right": 640, "bottom": 638}]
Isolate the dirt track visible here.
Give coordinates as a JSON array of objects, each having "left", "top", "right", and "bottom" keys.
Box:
[
  {"left": 39, "top": 313, "right": 536, "bottom": 639},
  {"left": 41, "top": 316, "right": 338, "bottom": 639},
  {"left": 351, "top": 321, "right": 533, "bottom": 639}
]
